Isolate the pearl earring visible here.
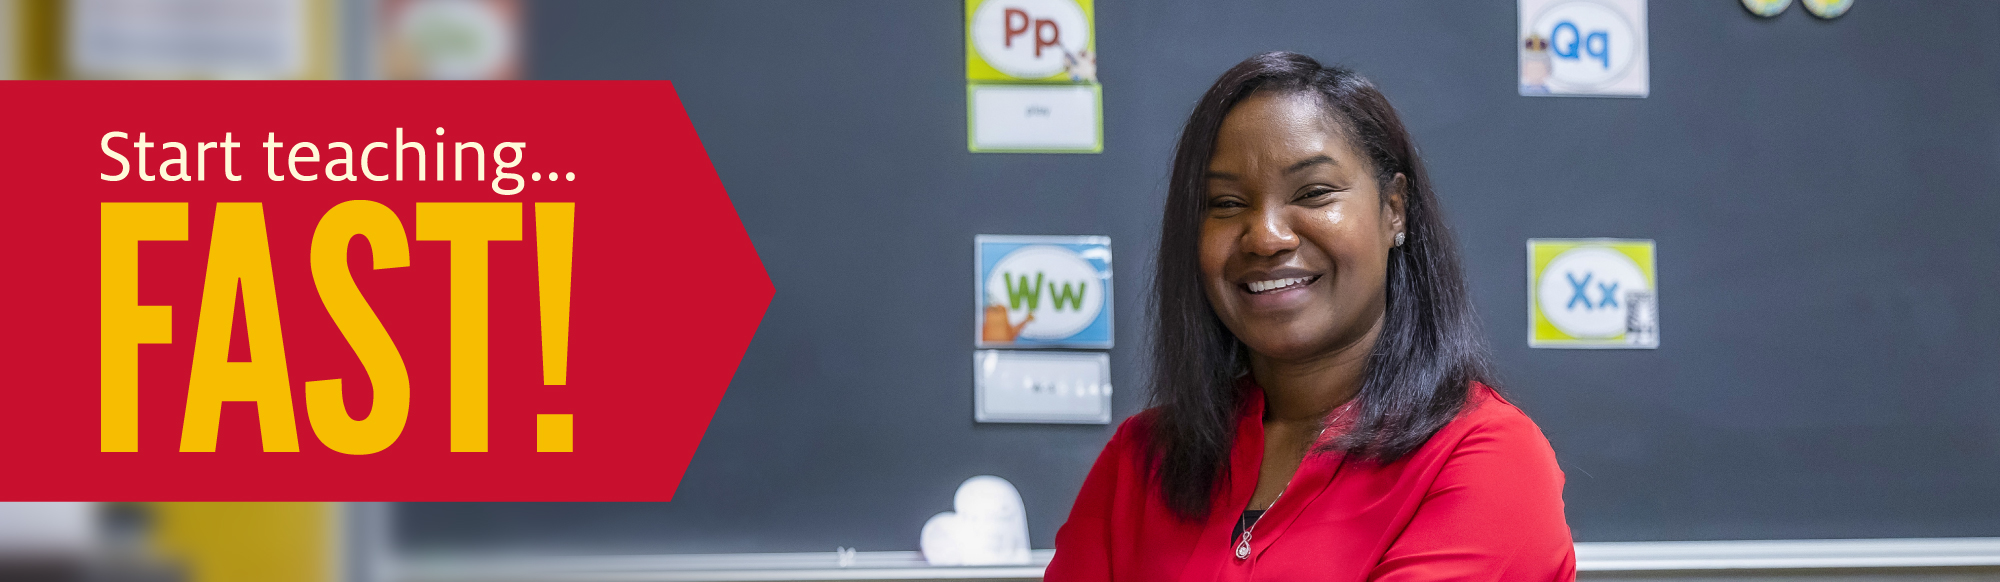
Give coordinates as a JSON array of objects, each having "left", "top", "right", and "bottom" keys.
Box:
[{"left": 1394, "top": 232, "right": 1405, "bottom": 247}]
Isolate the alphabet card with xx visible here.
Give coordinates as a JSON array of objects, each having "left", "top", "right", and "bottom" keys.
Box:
[{"left": 1528, "top": 238, "right": 1659, "bottom": 349}]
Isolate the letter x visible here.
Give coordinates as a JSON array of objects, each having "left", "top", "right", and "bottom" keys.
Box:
[
  {"left": 1566, "top": 272, "right": 1593, "bottom": 310},
  {"left": 1597, "top": 281, "right": 1620, "bottom": 308}
]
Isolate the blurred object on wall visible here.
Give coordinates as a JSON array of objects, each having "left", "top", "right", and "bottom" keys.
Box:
[
  {"left": 9, "top": 0, "right": 64, "bottom": 78},
  {"left": 151, "top": 503, "right": 337, "bottom": 582},
  {"left": 0, "top": 502, "right": 97, "bottom": 557},
  {"left": 1, "top": 0, "right": 17, "bottom": 78},
  {"left": 1800, "top": 0, "right": 1852, "bottom": 19},
  {"left": 378, "top": 0, "right": 518, "bottom": 79},
  {"left": 64, "top": 0, "right": 339, "bottom": 78},
  {"left": 0, "top": 502, "right": 340, "bottom": 582},
  {"left": 0, "top": 502, "right": 182, "bottom": 582},
  {"left": 1741, "top": 0, "right": 1792, "bottom": 17}
]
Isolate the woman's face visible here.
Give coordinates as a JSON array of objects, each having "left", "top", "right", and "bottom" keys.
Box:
[{"left": 1200, "top": 90, "right": 1405, "bottom": 363}]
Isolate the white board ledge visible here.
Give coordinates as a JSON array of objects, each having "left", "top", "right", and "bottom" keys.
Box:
[
  {"left": 399, "top": 538, "right": 2000, "bottom": 581},
  {"left": 1575, "top": 537, "right": 2000, "bottom": 571},
  {"left": 399, "top": 550, "right": 1053, "bottom": 582}
]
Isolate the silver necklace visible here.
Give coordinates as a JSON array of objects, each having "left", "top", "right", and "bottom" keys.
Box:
[
  {"left": 1236, "top": 426, "right": 1327, "bottom": 560},
  {"left": 1235, "top": 491, "right": 1278, "bottom": 560}
]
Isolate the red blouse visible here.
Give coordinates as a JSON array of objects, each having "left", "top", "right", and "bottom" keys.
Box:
[{"left": 1046, "top": 383, "right": 1575, "bottom": 581}]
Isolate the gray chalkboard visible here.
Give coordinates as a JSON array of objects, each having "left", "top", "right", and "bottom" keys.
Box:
[{"left": 399, "top": 0, "right": 2000, "bottom": 553}]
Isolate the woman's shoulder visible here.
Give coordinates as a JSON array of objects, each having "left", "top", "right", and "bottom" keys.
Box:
[
  {"left": 1098, "top": 406, "right": 1187, "bottom": 470},
  {"left": 1430, "top": 382, "right": 1559, "bottom": 462},
  {"left": 1070, "top": 409, "right": 1166, "bottom": 494},
  {"left": 1106, "top": 407, "right": 1162, "bottom": 451}
]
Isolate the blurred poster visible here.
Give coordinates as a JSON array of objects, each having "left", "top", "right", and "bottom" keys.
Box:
[
  {"left": 1528, "top": 239, "right": 1658, "bottom": 349},
  {"left": 380, "top": 0, "right": 521, "bottom": 80},
  {"left": 974, "top": 350, "right": 1110, "bottom": 424},
  {"left": 964, "top": 0, "right": 1101, "bottom": 153},
  {"left": 975, "top": 235, "right": 1112, "bottom": 349},
  {"left": 66, "top": 0, "right": 324, "bottom": 79},
  {"left": 1518, "top": 0, "right": 1648, "bottom": 98}
]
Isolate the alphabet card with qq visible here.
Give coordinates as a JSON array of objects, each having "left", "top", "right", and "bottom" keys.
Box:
[
  {"left": 964, "top": 0, "right": 1101, "bottom": 153},
  {"left": 1518, "top": 0, "right": 1648, "bottom": 98}
]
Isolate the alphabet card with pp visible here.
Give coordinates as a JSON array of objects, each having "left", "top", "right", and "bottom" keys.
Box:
[{"left": 965, "top": 0, "right": 1102, "bottom": 153}]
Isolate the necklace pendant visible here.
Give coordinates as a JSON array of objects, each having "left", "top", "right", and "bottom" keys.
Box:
[{"left": 1235, "top": 535, "right": 1251, "bottom": 559}]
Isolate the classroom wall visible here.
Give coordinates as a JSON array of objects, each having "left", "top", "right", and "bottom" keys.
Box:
[{"left": 399, "top": 0, "right": 2000, "bottom": 553}]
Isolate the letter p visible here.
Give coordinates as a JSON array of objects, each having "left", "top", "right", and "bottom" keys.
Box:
[
  {"left": 1034, "top": 18, "right": 1060, "bottom": 57},
  {"left": 1004, "top": 8, "right": 1028, "bottom": 48}
]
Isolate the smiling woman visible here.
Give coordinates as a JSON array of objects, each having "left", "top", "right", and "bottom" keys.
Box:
[{"left": 1046, "top": 52, "right": 1575, "bottom": 581}]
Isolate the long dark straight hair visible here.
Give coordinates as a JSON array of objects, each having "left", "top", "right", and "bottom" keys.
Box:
[{"left": 1146, "top": 52, "right": 1494, "bottom": 520}]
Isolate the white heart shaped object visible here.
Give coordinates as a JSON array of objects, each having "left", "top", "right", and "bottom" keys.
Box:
[
  {"left": 920, "top": 511, "right": 965, "bottom": 566},
  {"left": 951, "top": 475, "right": 1031, "bottom": 566}
]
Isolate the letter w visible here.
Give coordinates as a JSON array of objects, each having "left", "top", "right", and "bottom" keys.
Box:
[
  {"left": 1005, "top": 272, "right": 1043, "bottom": 310},
  {"left": 1049, "top": 281, "right": 1087, "bottom": 311}
]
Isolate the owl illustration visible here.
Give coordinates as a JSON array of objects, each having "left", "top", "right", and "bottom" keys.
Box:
[{"left": 1519, "top": 34, "right": 1551, "bottom": 94}]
